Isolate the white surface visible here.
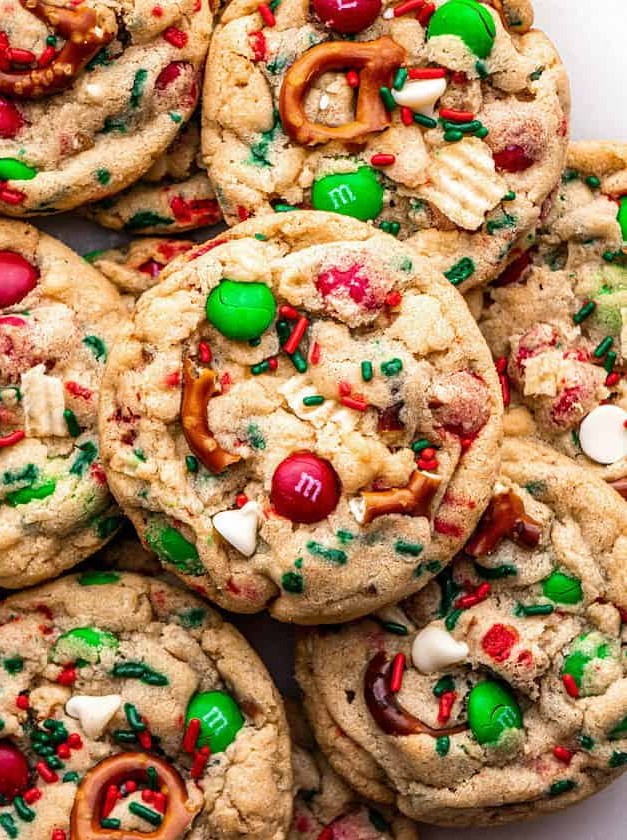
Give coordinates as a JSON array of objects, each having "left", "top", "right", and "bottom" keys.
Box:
[{"left": 35, "top": 1, "right": 627, "bottom": 836}]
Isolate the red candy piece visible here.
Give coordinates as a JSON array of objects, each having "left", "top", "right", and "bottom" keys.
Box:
[
  {"left": 493, "top": 145, "right": 534, "bottom": 173},
  {"left": 481, "top": 623, "right": 518, "bottom": 662},
  {"left": 0, "top": 250, "right": 39, "bottom": 307},
  {"left": 0, "top": 741, "right": 30, "bottom": 801},
  {"left": 155, "top": 61, "right": 190, "bottom": 90},
  {"left": 316, "top": 265, "right": 380, "bottom": 310},
  {"left": 0, "top": 96, "right": 24, "bottom": 139},
  {"left": 271, "top": 451, "right": 341, "bottom": 523},
  {"left": 312, "top": 0, "right": 382, "bottom": 33}
]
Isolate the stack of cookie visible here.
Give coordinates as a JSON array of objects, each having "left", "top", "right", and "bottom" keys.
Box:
[{"left": 0, "top": 0, "right": 625, "bottom": 837}]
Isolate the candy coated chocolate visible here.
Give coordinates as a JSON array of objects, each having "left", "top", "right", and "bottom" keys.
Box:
[
  {"left": 186, "top": 691, "right": 244, "bottom": 753},
  {"left": 0, "top": 741, "right": 30, "bottom": 800},
  {"left": 312, "top": 167, "right": 383, "bottom": 221},
  {"left": 206, "top": 280, "right": 276, "bottom": 341},
  {"left": 427, "top": 0, "right": 496, "bottom": 59},
  {"left": 0, "top": 250, "right": 39, "bottom": 307},
  {"left": 467, "top": 680, "right": 522, "bottom": 744},
  {"left": 312, "top": 0, "right": 382, "bottom": 33},
  {"left": 542, "top": 570, "right": 583, "bottom": 604},
  {"left": 271, "top": 452, "right": 342, "bottom": 523}
]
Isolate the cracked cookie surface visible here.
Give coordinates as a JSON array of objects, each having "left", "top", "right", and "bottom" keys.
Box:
[
  {"left": 0, "top": 572, "right": 292, "bottom": 840},
  {"left": 0, "top": 220, "right": 128, "bottom": 588},
  {"left": 477, "top": 142, "right": 627, "bottom": 492},
  {"left": 202, "top": 0, "right": 569, "bottom": 290},
  {"left": 296, "top": 438, "right": 627, "bottom": 826},
  {"left": 99, "top": 211, "right": 503, "bottom": 623},
  {"left": 0, "top": 0, "right": 212, "bottom": 215},
  {"left": 91, "top": 237, "right": 197, "bottom": 298}
]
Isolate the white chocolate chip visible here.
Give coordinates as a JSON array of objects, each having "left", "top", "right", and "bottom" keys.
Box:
[
  {"left": 212, "top": 501, "right": 261, "bottom": 557},
  {"left": 391, "top": 77, "right": 447, "bottom": 117},
  {"left": 411, "top": 623, "right": 469, "bottom": 674},
  {"left": 348, "top": 496, "right": 366, "bottom": 525},
  {"left": 65, "top": 694, "right": 122, "bottom": 738},
  {"left": 21, "top": 364, "right": 68, "bottom": 438},
  {"left": 579, "top": 404, "right": 627, "bottom": 465},
  {"left": 319, "top": 93, "right": 330, "bottom": 111}
]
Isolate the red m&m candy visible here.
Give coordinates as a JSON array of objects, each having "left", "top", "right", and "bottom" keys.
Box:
[
  {"left": 0, "top": 251, "right": 39, "bottom": 308},
  {"left": 493, "top": 145, "right": 534, "bottom": 173},
  {"left": 312, "top": 0, "right": 381, "bottom": 34},
  {"left": 271, "top": 452, "right": 342, "bottom": 523},
  {"left": 0, "top": 741, "right": 30, "bottom": 801},
  {"left": 0, "top": 98, "right": 24, "bottom": 140}
]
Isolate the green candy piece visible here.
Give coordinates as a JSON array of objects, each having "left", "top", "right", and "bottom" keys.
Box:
[
  {"left": 427, "top": 0, "right": 496, "bottom": 59},
  {"left": 561, "top": 631, "right": 616, "bottom": 696},
  {"left": 311, "top": 167, "right": 383, "bottom": 221},
  {"left": 617, "top": 196, "right": 627, "bottom": 241},
  {"left": 206, "top": 280, "right": 277, "bottom": 341},
  {"left": 51, "top": 627, "right": 119, "bottom": 664},
  {"left": 0, "top": 158, "right": 38, "bottom": 181},
  {"left": 147, "top": 526, "right": 199, "bottom": 567},
  {"left": 78, "top": 571, "right": 120, "bottom": 586},
  {"left": 541, "top": 571, "right": 583, "bottom": 605},
  {"left": 467, "top": 681, "right": 523, "bottom": 745},
  {"left": 186, "top": 691, "right": 244, "bottom": 753},
  {"left": 5, "top": 479, "right": 56, "bottom": 507}
]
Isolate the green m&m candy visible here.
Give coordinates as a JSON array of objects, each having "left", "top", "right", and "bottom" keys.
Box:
[
  {"left": 467, "top": 680, "right": 523, "bottom": 744},
  {"left": 0, "top": 158, "right": 37, "bottom": 181},
  {"left": 51, "top": 627, "right": 119, "bottom": 665},
  {"left": 311, "top": 166, "right": 383, "bottom": 221},
  {"left": 427, "top": 0, "right": 496, "bottom": 59},
  {"left": 561, "top": 631, "right": 616, "bottom": 696},
  {"left": 541, "top": 571, "right": 583, "bottom": 605},
  {"left": 206, "top": 280, "right": 276, "bottom": 341},
  {"left": 617, "top": 196, "right": 627, "bottom": 241},
  {"left": 186, "top": 691, "right": 244, "bottom": 753}
]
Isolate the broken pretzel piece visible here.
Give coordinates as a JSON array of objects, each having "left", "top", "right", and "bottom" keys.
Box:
[
  {"left": 349, "top": 469, "right": 441, "bottom": 525},
  {"left": 465, "top": 490, "right": 542, "bottom": 557}
]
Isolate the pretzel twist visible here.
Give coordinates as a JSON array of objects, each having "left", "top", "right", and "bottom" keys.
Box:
[{"left": 279, "top": 37, "right": 406, "bottom": 146}]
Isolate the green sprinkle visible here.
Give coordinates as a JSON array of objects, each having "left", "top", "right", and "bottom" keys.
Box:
[
  {"left": 103, "top": 115, "right": 127, "bottom": 133},
  {"left": 379, "top": 86, "right": 396, "bottom": 111},
  {"left": 593, "top": 335, "right": 614, "bottom": 358},
  {"left": 125, "top": 211, "right": 173, "bottom": 230},
  {"left": 411, "top": 438, "right": 432, "bottom": 453},
  {"left": 425, "top": 560, "right": 441, "bottom": 573},
  {"left": 486, "top": 213, "right": 516, "bottom": 235},
  {"left": 63, "top": 408, "right": 81, "bottom": 438},
  {"left": 96, "top": 169, "right": 111, "bottom": 186},
  {"left": 475, "top": 60, "right": 489, "bottom": 78},
  {"left": 444, "top": 257, "right": 475, "bottom": 286},
  {"left": 444, "top": 129, "right": 464, "bottom": 143},
  {"left": 3, "top": 656, "right": 23, "bottom": 674},
  {"left": 381, "top": 358, "right": 403, "bottom": 377},
  {"left": 0, "top": 814, "right": 18, "bottom": 838},
  {"left": 63, "top": 771, "right": 80, "bottom": 782},
  {"left": 413, "top": 113, "right": 437, "bottom": 129},
  {"left": 445, "top": 609, "right": 462, "bottom": 631},
  {"left": 609, "top": 752, "right": 627, "bottom": 767},
  {"left": 185, "top": 455, "right": 199, "bottom": 473},
  {"left": 254, "top": 233, "right": 268, "bottom": 241},
  {"left": 147, "top": 766, "right": 159, "bottom": 790},
  {"left": 130, "top": 68, "right": 148, "bottom": 108},
  {"left": 433, "top": 675, "right": 455, "bottom": 697},
  {"left": 13, "top": 796, "right": 35, "bottom": 822},
  {"left": 177, "top": 607, "right": 206, "bottom": 629},
  {"left": 503, "top": 190, "right": 516, "bottom": 201},
  {"left": 124, "top": 702, "right": 146, "bottom": 732},
  {"left": 515, "top": 603, "right": 554, "bottom": 617},
  {"left": 524, "top": 480, "right": 547, "bottom": 497},
  {"left": 603, "top": 250, "right": 619, "bottom": 263},
  {"left": 169, "top": 111, "right": 182, "bottom": 123},
  {"left": 609, "top": 717, "right": 627, "bottom": 741},
  {"left": 294, "top": 557, "right": 303, "bottom": 568},
  {"left": 394, "top": 540, "right": 423, "bottom": 557},
  {"left": 580, "top": 734, "right": 594, "bottom": 750},
  {"left": 290, "top": 350, "right": 308, "bottom": 373},
  {"left": 113, "top": 729, "right": 137, "bottom": 743},
  {"left": 273, "top": 203, "right": 298, "bottom": 212},
  {"left": 281, "top": 571, "right": 304, "bottom": 593},
  {"left": 605, "top": 351, "right": 617, "bottom": 374},
  {"left": 247, "top": 423, "right": 266, "bottom": 450},
  {"left": 251, "top": 360, "right": 271, "bottom": 375},
  {"left": 361, "top": 360, "right": 373, "bottom": 381},
  {"left": 129, "top": 802, "right": 162, "bottom": 826},
  {"left": 529, "top": 66, "right": 545, "bottom": 81},
  {"left": 474, "top": 125, "right": 489, "bottom": 139},
  {"left": 112, "top": 661, "right": 169, "bottom": 686},
  {"left": 379, "top": 620, "right": 408, "bottom": 636},
  {"left": 306, "top": 541, "right": 347, "bottom": 564},
  {"left": 303, "top": 395, "right": 324, "bottom": 406},
  {"left": 83, "top": 249, "right": 105, "bottom": 263},
  {"left": 101, "top": 819, "right": 121, "bottom": 830},
  {"left": 475, "top": 563, "right": 517, "bottom": 580},
  {"left": 95, "top": 515, "right": 124, "bottom": 540},
  {"left": 46, "top": 35, "right": 57, "bottom": 46},
  {"left": 336, "top": 530, "right": 354, "bottom": 545},
  {"left": 83, "top": 335, "right": 107, "bottom": 361},
  {"left": 586, "top": 175, "right": 601, "bottom": 189},
  {"left": 549, "top": 780, "right": 576, "bottom": 797},
  {"left": 435, "top": 735, "right": 450, "bottom": 756},
  {"left": 573, "top": 300, "right": 596, "bottom": 324},
  {"left": 70, "top": 441, "right": 98, "bottom": 476},
  {"left": 562, "top": 169, "right": 579, "bottom": 183},
  {"left": 5, "top": 479, "right": 56, "bottom": 507},
  {"left": 78, "top": 570, "right": 120, "bottom": 586},
  {"left": 393, "top": 67, "right": 408, "bottom": 90},
  {"left": 438, "top": 568, "right": 461, "bottom": 617}
]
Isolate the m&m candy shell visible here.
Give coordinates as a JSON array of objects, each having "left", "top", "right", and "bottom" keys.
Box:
[
  {"left": 542, "top": 571, "right": 583, "bottom": 605},
  {"left": 312, "top": 0, "right": 382, "bottom": 34},
  {"left": 0, "top": 251, "right": 39, "bottom": 308},
  {"left": 427, "top": 0, "right": 496, "bottom": 60},
  {"left": 186, "top": 690, "right": 244, "bottom": 753},
  {"left": 271, "top": 452, "right": 342, "bottom": 523},
  {"left": 467, "top": 680, "right": 522, "bottom": 744},
  {"left": 206, "top": 280, "right": 277, "bottom": 341},
  {"left": 51, "top": 626, "right": 119, "bottom": 665},
  {"left": 312, "top": 167, "right": 383, "bottom": 221},
  {"left": 0, "top": 741, "right": 30, "bottom": 801},
  {"left": 618, "top": 196, "right": 627, "bottom": 241},
  {"left": 493, "top": 145, "right": 534, "bottom": 173}
]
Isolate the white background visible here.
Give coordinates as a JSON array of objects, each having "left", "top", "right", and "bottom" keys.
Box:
[{"left": 37, "top": 1, "right": 627, "bottom": 837}]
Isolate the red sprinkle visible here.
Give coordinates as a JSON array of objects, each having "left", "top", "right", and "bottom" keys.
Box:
[
  {"left": 0, "top": 185, "right": 26, "bottom": 205},
  {"left": 57, "top": 666, "right": 77, "bottom": 686},
  {"left": 385, "top": 290, "right": 402, "bottom": 307},
  {"left": 164, "top": 27, "right": 188, "bottom": 48},
  {"left": 183, "top": 718, "right": 201, "bottom": 753},
  {"left": 562, "top": 674, "right": 579, "bottom": 698},
  {"left": 191, "top": 746, "right": 210, "bottom": 779},
  {"left": 137, "top": 720, "right": 152, "bottom": 750},
  {"left": 155, "top": 61, "right": 183, "bottom": 89},
  {"left": 198, "top": 341, "right": 212, "bottom": 363},
  {"left": 125, "top": 780, "right": 138, "bottom": 794},
  {"left": 152, "top": 792, "right": 167, "bottom": 813},
  {"left": 16, "top": 693, "right": 29, "bottom": 710},
  {"left": 408, "top": 67, "right": 446, "bottom": 79},
  {"left": 346, "top": 70, "right": 359, "bottom": 87},
  {"left": 37, "top": 45, "right": 56, "bottom": 68},
  {"left": 37, "top": 762, "right": 58, "bottom": 784},
  {"left": 56, "top": 743, "right": 71, "bottom": 759},
  {"left": 51, "top": 830, "right": 66, "bottom": 840},
  {"left": 65, "top": 381, "right": 92, "bottom": 400},
  {"left": 0, "top": 430, "right": 25, "bottom": 448},
  {"left": 165, "top": 370, "right": 180, "bottom": 388},
  {"left": 67, "top": 733, "right": 82, "bottom": 749},
  {"left": 417, "top": 458, "right": 438, "bottom": 471},
  {"left": 317, "top": 827, "right": 334, "bottom": 840},
  {"left": 283, "top": 315, "right": 309, "bottom": 355},
  {"left": 102, "top": 784, "right": 119, "bottom": 818},
  {"left": 437, "top": 690, "right": 456, "bottom": 724},
  {"left": 8, "top": 48, "right": 36, "bottom": 64},
  {"left": 456, "top": 582, "right": 491, "bottom": 610},
  {"left": 0, "top": 315, "right": 27, "bottom": 326},
  {"left": 553, "top": 746, "right": 573, "bottom": 765},
  {"left": 23, "top": 788, "right": 42, "bottom": 804},
  {"left": 338, "top": 381, "right": 352, "bottom": 397},
  {"left": 237, "top": 205, "right": 250, "bottom": 222},
  {"left": 495, "top": 356, "right": 508, "bottom": 374},
  {"left": 370, "top": 153, "right": 396, "bottom": 166},
  {"left": 499, "top": 373, "right": 511, "bottom": 407},
  {"left": 142, "top": 790, "right": 155, "bottom": 803},
  {"left": 279, "top": 304, "right": 300, "bottom": 320},
  {"left": 258, "top": 3, "right": 276, "bottom": 25},
  {"left": 417, "top": 2, "right": 435, "bottom": 25},
  {"left": 236, "top": 493, "right": 249, "bottom": 508},
  {"left": 309, "top": 341, "right": 321, "bottom": 365},
  {"left": 249, "top": 30, "right": 267, "bottom": 62},
  {"left": 340, "top": 395, "right": 368, "bottom": 411},
  {"left": 606, "top": 372, "right": 620, "bottom": 387},
  {"left": 268, "top": 357, "right": 278, "bottom": 371},
  {"left": 400, "top": 105, "right": 414, "bottom": 126},
  {"left": 152, "top": 5, "right": 164, "bottom": 15},
  {"left": 389, "top": 652, "right": 406, "bottom": 693},
  {"left": 439, "top": 107, "right": 474, "bottom": 122},
  {"left": 392, "top": 0, "right": 425, "bottom": 16}
]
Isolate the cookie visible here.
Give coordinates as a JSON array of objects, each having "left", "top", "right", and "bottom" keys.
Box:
[
  {"left": 0, "top": 571, "right": 293, "bottom": 839},
  {"left": 0, "top": 220, "right": 128, "bottom": 588},
  {"left": 201, "top": 0, "right": 569, "bottom": 290},
  {"left": 477, "top": 142, "right": 627, "bottom": 493},
  {"left": 85, "top": 113, "right": 223, "bottom": 234},
  {"left": 99, "top": 211, "right": 503, "bottom": 623},
  {"left": 0, "top": 1, "right": 212, "bottom": 215},
  {"left": 296, "top": 437, "right": 627, "bottom": 826},
  {"left": 287, "top": 700, "right": 418, "bottom": 840},
  {"left": 90, "top": 238, "right": 197, "bottom": 297}
]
